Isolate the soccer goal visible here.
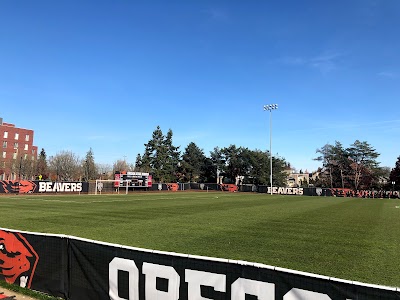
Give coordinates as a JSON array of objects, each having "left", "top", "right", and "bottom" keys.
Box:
[{"left": 95, "top": 179, "right": 131, "bottom": 195}]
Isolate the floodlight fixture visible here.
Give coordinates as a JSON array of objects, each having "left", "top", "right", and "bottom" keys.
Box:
[{"left": 263, "top": 104, "right": 278, "bottom": 111}]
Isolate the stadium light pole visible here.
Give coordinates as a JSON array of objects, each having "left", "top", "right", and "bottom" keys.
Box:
[{"left": 263, "top": 104, "right": 278, "bottom": 195}]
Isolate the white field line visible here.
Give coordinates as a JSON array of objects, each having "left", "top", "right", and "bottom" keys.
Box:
[{"left": 2, "top": 194, "right": 223, "bottom": 204}]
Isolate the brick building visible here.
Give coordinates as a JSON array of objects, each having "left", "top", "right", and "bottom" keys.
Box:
[{"left": 0, "top": 118, "right": 38, "bottom": 180}]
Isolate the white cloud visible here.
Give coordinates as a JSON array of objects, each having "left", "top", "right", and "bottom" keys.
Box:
[
  {"left": 377, "top": 71, "right": 397, "bottom": 78},
  {"left": 203, "top": 8, "right": 229, "bottom": 23},
  {"left": 280, "top": 51, "right": 344, "bottom": 74}
]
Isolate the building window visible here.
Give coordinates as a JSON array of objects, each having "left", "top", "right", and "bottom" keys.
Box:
[
  {"left": 2, "top": 141, "right": 6, "bottom": 148},
  {"left": 25, "top": 134, "right": 30, "bottom": 141},
  {"left": 2, "top": 152, "right": 6, "bottom": 159},
  {"left": 15, "top": 133, "right": 19, "bottom": 140},
  {"left": 13, "top": 152, "right": 17, "bottom": 159},
  {"left": 24, "top": 144, "right": 28, "bottom": 150},
  {"left": 24, "top": 154, "right": 27, "bottom": 159},
  {"left": 14, "top": 142, "right": 18, "bottom": 149},
  {"left": 3, "top": 131, "right": 8, "bottom": 138},
  {"left": 32, "top": 149, "right": 36, "bottom": 155}
]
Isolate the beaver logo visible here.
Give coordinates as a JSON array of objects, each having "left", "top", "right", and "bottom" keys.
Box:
[
  {"left": 0, "top": 230, "right": 39, "bottom": 288},
  {"left": 0, "top": 180, "right": 36, "bottom": 194},
  {"left": 166, "top": 183, "right": 178, "bottom": 191}
]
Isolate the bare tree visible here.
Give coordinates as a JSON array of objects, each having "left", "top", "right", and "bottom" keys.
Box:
[
  {"left": 113, "top": 159, "right": 130, "bottom": 174},
  {"left": 48, "top": 151, "right": 81, "bottom": 181},
  {"left": 96, "top": 163, "right": 113, "bottom": 179},
  {"left": 20, "top": 156, "right": 36, "bottom": 179}
]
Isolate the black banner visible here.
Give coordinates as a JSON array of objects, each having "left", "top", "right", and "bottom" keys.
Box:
[
  {"left": 0, "top": 229, "right": 68, "bottom": 299},
  {"left": 1, "top": 228, "right": 399, "bottom": 299},
  {"left": 68, "top": 238, "right": 400, "bottom": 300},
  {"left": 0, "top": 180, "right": 89, "bottom": 194}
]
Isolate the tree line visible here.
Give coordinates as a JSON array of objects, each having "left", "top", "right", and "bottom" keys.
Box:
[
  {"left": 134, "top": 126, "right": 288, "bottom": 185},
  {"left": 313, "top": 140, "right": 399, "bottom": 190},
  {"left": 5, "top": 126, "right": 400, "bottom": 190}
]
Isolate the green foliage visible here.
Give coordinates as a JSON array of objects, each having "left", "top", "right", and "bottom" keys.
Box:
[
  {"left": 210, "top": 146, "right": 287, "bottom": 185},
  {"left": 315, "top": 140, "right": 381, "bottom": 189},
  {"left": 270, "top": 155, "right": 289, "bottom": 186},
  {"left": 138, "top": 126, "right": 180, "bottom": 182},
  {"left": 181, "top": 142, "right": 206, "bottom": 182},
  {"left": 389, "top": 156, "right": 400, "bottom": 189},
  {"left": 246, "top": 149, "right": 268, "bottom": 184},
  {"left": 134, "top": 154, "right": 145, "bottom": 172},
  {"left": 199, "top": 157, "right": 216, "bottom": 183},
  {"left": 347, "top": 140, "right": 380, "bottom": 190}
]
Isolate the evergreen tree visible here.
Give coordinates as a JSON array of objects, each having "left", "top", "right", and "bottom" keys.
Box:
[
  {"left": 37, "top": 148, "right": 48, "bottom": 179},
  {"left": 247, "top": 149, "right": 268, "bottom": 185},
  {"left": 199, "top": 157, "right": 216, "bottom": 183},
  {"left": 164, "top": 129, "right": 181, "bottom": 182},
  {"left": 83, "top": 148, "right": 97, "bottom": 180},
  {"left": 140, "top": 126, "right": 181, "bottom": 182},
  {"left": 181, "top": 142, "right": 206, "bottom": 182},
  {"left": 271, "top": 155, "right": 289, "bottom": 187},
  {"left": 134, "top": 154, "right": 145, "bottom": 171},
  {"left": 221, "top": 145, "right": 245, "bottom": 182},
  {"left": 210, "top": 147, "right": 226, "bottom": 183},
  {"left": 209, "top": 146, "right": 287, "bottom": 185},
  {"left": 389, "top": 156, "right": 400, "bottom": 190}
]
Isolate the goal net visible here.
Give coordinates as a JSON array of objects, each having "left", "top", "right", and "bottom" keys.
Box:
[{"left": 95, "top": 179, "right": 131, "bottom": 195}]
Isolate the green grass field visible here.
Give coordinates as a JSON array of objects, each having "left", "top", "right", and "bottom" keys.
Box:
[{"left": 1, "top": 192, "right": 400, "bottom": 288}]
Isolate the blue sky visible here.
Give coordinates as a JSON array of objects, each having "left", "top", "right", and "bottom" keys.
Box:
[{"left": 1, "top": 0, "right": 399, "bottom": 172}]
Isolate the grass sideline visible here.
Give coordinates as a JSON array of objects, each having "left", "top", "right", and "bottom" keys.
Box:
[
  {"left": 0, "top": 280, "right": 60, "bottom": 300},
  {"left": 1, "top": 191, "right": 400, "bottom": 288}
]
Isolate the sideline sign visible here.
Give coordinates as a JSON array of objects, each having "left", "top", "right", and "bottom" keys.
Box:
[{"left": 1, "top": 228, "right": 399, "bottom": 299}]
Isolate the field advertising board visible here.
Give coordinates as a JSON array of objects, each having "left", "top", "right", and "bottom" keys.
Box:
[{"left": 0, "top": 228, "right": 399, "bottom": 299}]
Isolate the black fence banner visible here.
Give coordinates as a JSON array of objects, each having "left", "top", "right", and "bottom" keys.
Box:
[
  {"left": 0, "top": 228, "right": 68, "bottom": 299},
  {"left": 302, "top": 187, "right": 332, "bottom": 196},
  {"left": 0, "top": 181, "right": 88, "bottom": 194},
  {"left": 68, "top": 238, "right": 400, "bottom": 300},
  {"left": 1, "top": 227, "right": 399, "bottom": 300}
]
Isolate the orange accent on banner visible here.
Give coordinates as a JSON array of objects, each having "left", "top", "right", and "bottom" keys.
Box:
[
  {"left": 0, "top": 230, "right": 39, "bottom": 288},
  {"left": 0, "top": 180, "right": 36, "bottom": 193},
  {"left": 220, "top": 184, "right": 238, "bottom": 192},
  {"left": 167, "top": 183, "right": 179, "bottom": 191}
]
